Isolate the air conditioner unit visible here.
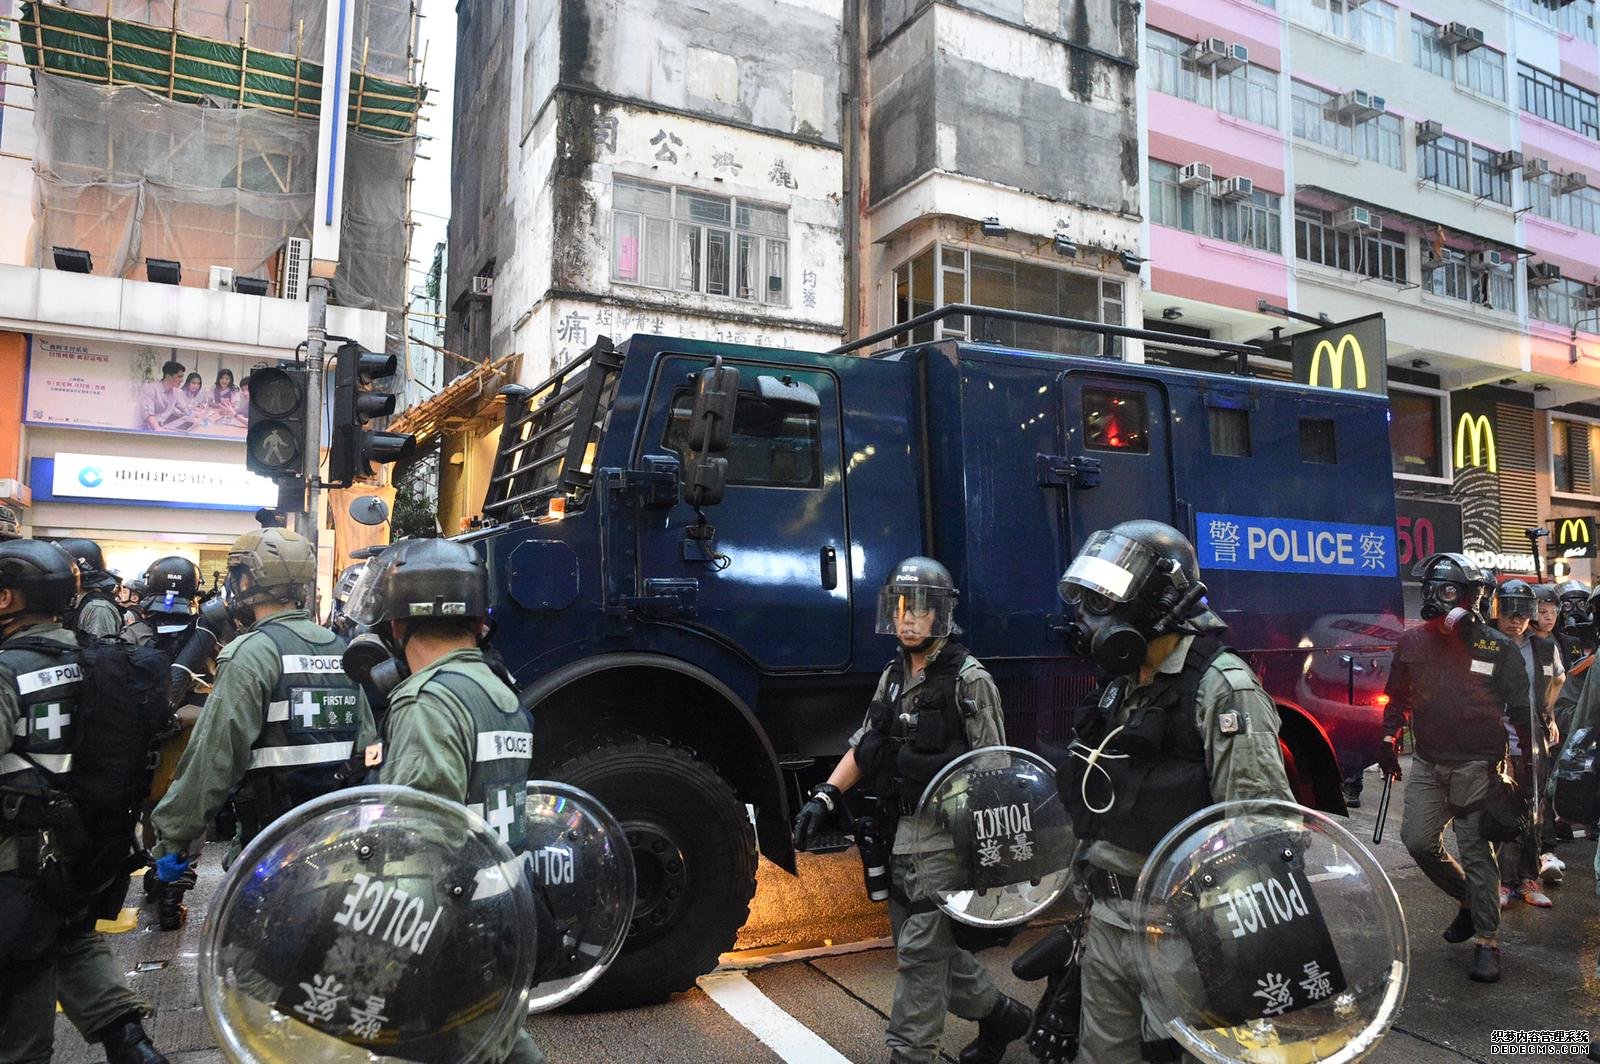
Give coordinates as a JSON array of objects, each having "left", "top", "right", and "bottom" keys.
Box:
[
  {"left": 1177, "top": 161, "right": 1214, "bottom": 188},
  {"left": 279, "top": 237, "right": 311, "bottom": 302},
  {"left": 1187, "top": 37, "right": 1229, "bottom": 66},
  {"left": 1580, "top": 284, "right": 1600, "bottom": 310},
  {"left": 1468, "top": 250, "right": 1507, "bottom": 268},
  {"left": 208, "top": 266, "right": 235, "bottom": 292},
  {"left": 1440, "top": 22, "right": 1485, "bottom": 51},
  {"left": 1492, "top": 150, "right": 1525, "bottom": 173},
  {"left": 1333, "top": 206, "right": 1380, "bottom": 232},
  {"left": 1343, "top": 89, "right": 1387, "bottom": 121},
  {"left": 1215, "top": 176, "right": 1255, "bottom": 201},
  {"left": 1530, "top": 261, "right": 1563, "bottom": 287},
  {"left": 471, "top": 275, "right": 495, "bottom": 297},
  {"left": 1523, "top": 156, "right": 1552, "bottom": 179},
  {"left": 1415, "top": 119, "right": 1445, "bottom": 144},
  {"left": 1557, "top": 170, "right": 1591, "bottom": 195},
  {"left": 1216, "top": 42, "right": 1249, "bottom": 73}
]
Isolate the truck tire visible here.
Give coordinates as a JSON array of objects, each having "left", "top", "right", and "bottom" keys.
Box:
[{"left": 559, "top": 740, "right": 758, "bottom": 1008}]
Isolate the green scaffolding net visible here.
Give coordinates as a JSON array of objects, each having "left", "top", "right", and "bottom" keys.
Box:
[{"left": 17, "top": 1, "right": 420, "bottom": 138}]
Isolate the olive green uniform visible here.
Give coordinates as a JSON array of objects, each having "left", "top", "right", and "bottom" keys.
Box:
[
  {"left": 848, "top": 641, "right": 1007, "bottom": 1064},
  {"left": 73, "top": 595, "right": 123, "bottom": 640},
  {"left": 150, "top": 610, "right": 373, "bottom": 861},
  {"left": 1079, "top": 633, "right": 1293, "bottom": 1064},
  {"left": 0, "top": 623, "right": 145, "bottom": 1064},
  {"left": 381, "top": 648, "right": 544, "bottom": 1064}
]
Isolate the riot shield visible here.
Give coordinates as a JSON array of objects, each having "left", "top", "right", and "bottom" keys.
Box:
[
  {"left": 1132, "top": 800, "right": 1408, "bottom": 1064},
  {"left": 522, "top": 780, "right": 636, "bottom": 1011},
  {"left": 201, "top": 786, "right": 538, "bottom": 1064},
  {"left": 910, "top": 746, "right": 1075, "bottom": 926}
]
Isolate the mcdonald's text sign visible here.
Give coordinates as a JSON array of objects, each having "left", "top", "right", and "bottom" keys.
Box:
[{"left": 1291, "top": 314, "right": 1388, "bottom": 396}]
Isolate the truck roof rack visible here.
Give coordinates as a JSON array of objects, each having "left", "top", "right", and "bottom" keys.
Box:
[
  {"left": 481, "top": 336, "right": 625, "bottom": 521},
  {"left": 831, "top": 303, "right": 1262, "bottom": 375}
]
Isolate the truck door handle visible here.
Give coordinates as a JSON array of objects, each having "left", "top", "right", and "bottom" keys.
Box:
[{"left": 820, "top": 546, "right": 838, "bottom": 590}]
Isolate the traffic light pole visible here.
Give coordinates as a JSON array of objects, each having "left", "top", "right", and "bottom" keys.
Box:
[{"left": 301, "top": 273, "right": 330, "bottom": 619}]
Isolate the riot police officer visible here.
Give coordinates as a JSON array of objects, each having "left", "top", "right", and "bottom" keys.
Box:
[
  {"left": 1556, "top": 578, "right": 1595, "bottom": 663},
  {"left": 56, "top": 538, "right": 124, "bottom": 639},
  {"left": 0, "top": 539, "right": 168, "bottom": 1064},
  {"left": 149, "top": 529, "right": 373, "bottom": 892},
  {"left": 1492, "top": 580, "right": 1561, "bottom": 908},
  {"left": 793, "top": 557, "right": 1030, "bottom": 1064},
  {"left": 1381, "top": 554, "right": 1527, "bottom": 983},
  {"left": 121, "top": 557, "right": 202, "bottom": 658},
  {"left": 1051, "top": 520, "right": 1292, "bottom": 1064},
  {"left": 344, "top": 537, "right": 544, "bottom": 1064}
]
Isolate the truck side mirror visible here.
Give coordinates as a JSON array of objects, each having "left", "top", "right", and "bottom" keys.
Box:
[
  {"left": 689, "top": 362, "right": 740, "bottom": 454},
  {"left": 684, "top": 455, "right": 727, "bottom": 509}
]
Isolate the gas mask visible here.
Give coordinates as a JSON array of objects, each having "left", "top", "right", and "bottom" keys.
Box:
[
  {"left": 1064, "top": 562, "right": 1209, "bottom": 676},
  {"left": 343, "top": 631, "right": 410, "bottom": 697}
]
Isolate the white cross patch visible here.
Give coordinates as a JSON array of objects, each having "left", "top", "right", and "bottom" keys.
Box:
[
  {"left": 34, "top": 702, "right": 71, "bottom": 742},
  {"left": 486, "top": 789, "right": 516, "bottom": 844},
  {"left": 293, "top": 690, "right": 321, "bottom": 729}
]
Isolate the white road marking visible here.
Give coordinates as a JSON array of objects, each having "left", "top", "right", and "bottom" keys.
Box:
[
  {"left": 718, "top": 935, "right": 895, "bottom": 971},
  {"left": 697, "top": 970, "right": 853, "bottom": 1064}
]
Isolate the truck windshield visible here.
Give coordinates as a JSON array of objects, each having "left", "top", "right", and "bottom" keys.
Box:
[{"left": 481, "top": 338, "right": 624, "bottom": 521}]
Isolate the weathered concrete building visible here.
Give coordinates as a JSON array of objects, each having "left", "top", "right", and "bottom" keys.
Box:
[{"left": 448, "top": 0, "right": 1144, "bottom": 382}]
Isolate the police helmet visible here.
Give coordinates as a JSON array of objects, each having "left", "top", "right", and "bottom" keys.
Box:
[
  {"left": 1495, "top": 578, "right": 1537, "bottom": 620},
  {"left": 344, "top": 538, "right": 489, "bottom": 631},
  {"left": 874, "top": 556, "right": 959, "bottom": 640},
  {"left": 0, "top": 504, "right": 19, "bottom": 541},
  {"left": 1413, "top": 552, "right": 1490, "bottom": 620},
  {"left": 140, "top": 556, "right": 200, "bottom": 615},
  {"left": 0, "top": 540, "right": 80, "bottom": 616},
  {"left": 1558, "top": 579, "right": 1591, "bottom": 609},
  {"left": 1533, "top": 583, "right": 1559, "bottom": 606},
  {"left": 55, "top": 537, "right": 117, "bottom": 592},
  {"left": 226, "top": 528, "right": 316, "bottom": 606},
  {"left": 1059, "top": 520, "right": 1204, "bottom": 626}
]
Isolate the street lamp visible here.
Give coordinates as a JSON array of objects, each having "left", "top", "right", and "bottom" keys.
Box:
[{"left": 1569, "top": 311, "right": 1600, "bottom": 363}]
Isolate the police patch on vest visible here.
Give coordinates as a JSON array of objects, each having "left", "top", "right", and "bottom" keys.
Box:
[
  {"left": 282, "top": 654, "right": 348, "bottom": 674},
  {"left": 1169, "top": 829, "right": 1347, "bottom": 1027},
  {"left": 476, "top": 730, "right": 532, "bottom": 762},
  {"left": 1469, "top": 659, "right": 1495, "bottom": 676},
  {"left": 16, "top": 661, "right": 82, "bottom": 695},
  {"left": 286, "top": 687, "right": 360, "bottom": 734}
]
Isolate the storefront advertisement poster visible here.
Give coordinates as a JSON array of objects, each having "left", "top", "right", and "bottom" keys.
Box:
[{"left": 25, "top": 335, "right": 287, "bottom": 440}]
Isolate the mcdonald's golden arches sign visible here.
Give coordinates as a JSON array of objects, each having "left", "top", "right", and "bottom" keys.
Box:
[
  {"left": 1290, "top": 314, "right": 1388, "bottom": 396},
  {"left": 1553, "top": 516, "right": 1597, "bottom": 559}
]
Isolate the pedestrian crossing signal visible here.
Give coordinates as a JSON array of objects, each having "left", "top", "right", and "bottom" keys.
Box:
[
  {"left": 328, "top": 342, "right": 416, "bottom": 487},
  {"left": 245, "top": 365, "right": 309, "bottom": 479}
]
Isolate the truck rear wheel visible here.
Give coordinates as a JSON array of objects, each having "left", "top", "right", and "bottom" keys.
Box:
[{"left": 559, "top": 740, "right": 758, "bottom": 1008}]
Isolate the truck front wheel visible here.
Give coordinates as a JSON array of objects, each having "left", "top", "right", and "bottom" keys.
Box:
[{"left": 559, "top": 740, "right": 758, "bottom": 1008}]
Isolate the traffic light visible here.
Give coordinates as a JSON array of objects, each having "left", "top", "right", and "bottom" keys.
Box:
[
  {"left": 328, "top": 341, "right": 416, "bottom": 487},
  {"left": 245, "top": 365, "right": 309, "bottom": 480}
]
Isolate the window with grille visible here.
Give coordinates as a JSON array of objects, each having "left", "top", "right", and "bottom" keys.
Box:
[
  {"left": 1146, "top": 28, "right": 1280, "bottom": 129},
  {"left": 1553, "top": 417, "right": 1600, "bottom": 496},
  {"left": 1519, "top": 62, "right": 1600, "bottom": 138},
  {"left": 1294, "top": 207, "right": 1408, "bottom": 283},
  {"left": 1289, "top": 82, "right": 1402, "bottom": 168}
]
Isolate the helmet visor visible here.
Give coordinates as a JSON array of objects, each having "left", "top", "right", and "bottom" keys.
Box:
[
  {"left": 875, "top": 584, "right": 955, "bottom": 639},
  {"left": 1059, "top": 530, "right": 1161, "bottom": 608},
  {"left": 341, "top": 552, "right": 393, "bottom": 627},
  {"left": 1496, "top": 589, "right": 1536, "bottom": 618}
]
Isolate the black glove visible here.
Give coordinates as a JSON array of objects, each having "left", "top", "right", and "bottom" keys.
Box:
[
  {"left": 793, "top": 783, "right": 842, "bottom": 851},
  {"left": 1377, "top": 736, "right": 1402, "bottom": 780}
]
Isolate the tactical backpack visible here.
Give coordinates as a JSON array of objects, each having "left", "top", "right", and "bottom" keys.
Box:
[{"left": 9, "top": 635, "right": 173, "bottom": 908}]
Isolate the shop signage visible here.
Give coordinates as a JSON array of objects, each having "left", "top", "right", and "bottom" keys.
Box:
[
  {"left": 1553, "top": 516, "right": 1597, "bottom": 560},
  {"left": 38, "top": 452, "right": 277, "bottom": 511},
  {"left": 1291, "top": 315, "right": 1388, "bottom": 396},
  {"left": 1454, "top": 412, "right": 1496, "bottom": 473},
  {"left": 1197, "top": 512, "right": 1397, "bottom": 578},
  {"left": 1464, "top": 549, "right": 1538, "bottom": 575},
  {"left": 1395, "top": 497, "right": 1464, "bottom": 577}
]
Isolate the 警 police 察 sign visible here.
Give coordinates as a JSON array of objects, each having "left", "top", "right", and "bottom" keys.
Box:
[
  {"left": 1553, "top": 516, "right": 1597, "bottom": 560},
  {"left": 1290, "top": 314, "right": 1388, "bottom": 396},
  {"left": 1198, "top": 512, "right": 1397, "bottom": 578}
]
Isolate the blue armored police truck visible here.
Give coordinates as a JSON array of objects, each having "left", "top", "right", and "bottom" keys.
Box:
[{"left": 464, "top": 305, "right": 1404, "bottom": 1006}]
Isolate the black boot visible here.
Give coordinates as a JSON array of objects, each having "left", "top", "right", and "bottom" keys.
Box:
[
  {"left": 1442, "top": 907, "right": 1475, "bottom": 943},
  {"left": 1468, "top": 944, "right": 1501, "bottom": 984},
  {"left": 157, "top": 883, "right": 187, "bottom": 931},
  {"left": 95, "top": 1013, "right": 169, "bottom": 1064},
  {"left": 959, "top": 995, "right": 1032, "bottom": 1064}
]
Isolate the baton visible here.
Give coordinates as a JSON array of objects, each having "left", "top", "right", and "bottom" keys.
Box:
[{"left": 1373, "top": 772, "right": 1394, "bottom": 845}]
